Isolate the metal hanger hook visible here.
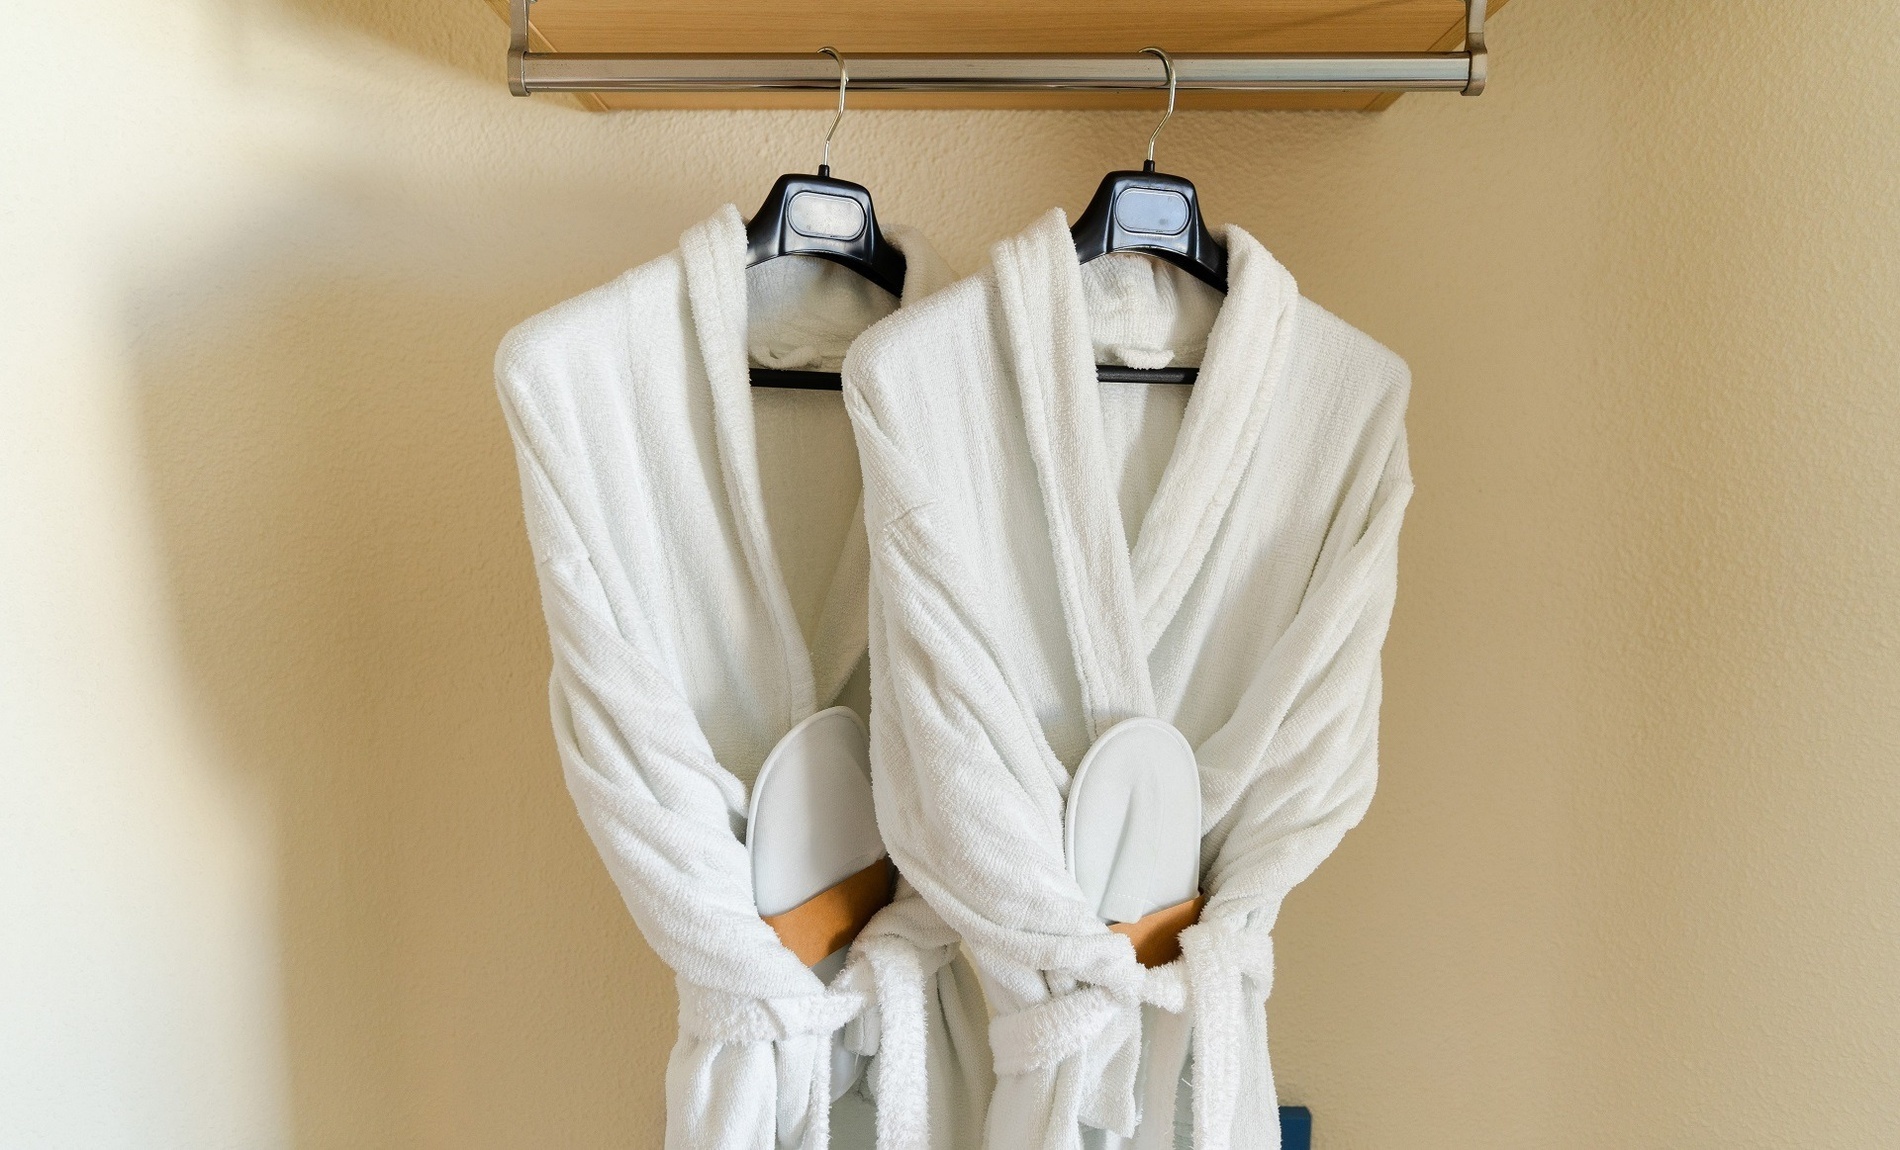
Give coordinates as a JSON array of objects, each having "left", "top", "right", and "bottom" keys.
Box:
[
  {"left": 820, "top": 46, "right": 847, "bottom": 174},
  {"left": 1140, "top": 46, "right": 1176, "bottom": 171}
]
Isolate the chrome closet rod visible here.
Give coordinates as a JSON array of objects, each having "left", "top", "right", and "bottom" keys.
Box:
[
  {"left": 510, "top": 53, "right": 1478, "bottom": 95},
  {"left": 506, "top": 2, "right": 1489, "bottom": 98}
]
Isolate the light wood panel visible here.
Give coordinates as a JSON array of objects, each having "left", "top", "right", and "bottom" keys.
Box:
[{"left": 484, "top": 0, "right": 1507, "bottom": 111}]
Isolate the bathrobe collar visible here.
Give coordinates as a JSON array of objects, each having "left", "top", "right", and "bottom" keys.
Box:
[
  {"left": 679, "top": 205, "right": 954, "bottom": 729},
  {"left": 990, "top": 209, "right": 1302, "bottom": 739}
]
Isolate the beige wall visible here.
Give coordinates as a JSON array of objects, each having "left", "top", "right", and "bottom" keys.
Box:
[{"left": 5, "top": 1, "right": 1898, "bottom": 1146}]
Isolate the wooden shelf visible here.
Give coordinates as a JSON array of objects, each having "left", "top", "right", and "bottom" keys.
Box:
[{"left": 484, "top": 0, "right": 1508, "bottom": 111}]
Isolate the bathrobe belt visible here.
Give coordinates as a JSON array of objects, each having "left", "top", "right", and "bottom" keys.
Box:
[
  {"left": 675, "top": 909, "right": 964, "bottom": 1150},
  {"left": 986, "top": 918, "right": 1274, "bottom": 1150}
]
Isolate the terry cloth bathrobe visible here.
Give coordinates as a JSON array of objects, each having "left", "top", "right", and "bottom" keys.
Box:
[
  {"left": 842, "top": 209, "right": 1412, "bottom": 1150},
  {"left": 496, "top": 206, "right": 992, "bottom": 1150}
]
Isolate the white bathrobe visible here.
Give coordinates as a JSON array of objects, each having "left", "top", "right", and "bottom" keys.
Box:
[
  {"left": 496, "top": 206, "right": 991, "bottom": 1150},
  {"left": 843, "top": 209, "right": 1412, "bottom": 1150}
]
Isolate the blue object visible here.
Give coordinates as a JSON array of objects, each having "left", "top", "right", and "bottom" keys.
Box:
[{"left": 1279, "top": 1106, "right": 1313, "bottom": 1150}]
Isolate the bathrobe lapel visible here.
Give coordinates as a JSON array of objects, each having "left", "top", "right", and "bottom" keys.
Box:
[
  {"left": 681, "top": 205, "right": 908, "bottom": 725},
  {"left": 993, "top": 215, "right": 1154, "bottom": 738},
  {"left": 1124, "top": 226, "right": 1299, "bottom": 648},
  {"left": 995, "top": 210, "right": 1300, "bottom": 736},
  {"left": 681, "top": 208, "right": 824, "bottom": 723}
]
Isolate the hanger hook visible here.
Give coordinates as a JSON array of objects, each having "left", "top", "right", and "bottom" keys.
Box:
[
  {"left": 820, "top": 46, "right": 847, "bottom": 175},
  {"left": 1140, "top": 46, "right": 1175, "bottom": 172}
]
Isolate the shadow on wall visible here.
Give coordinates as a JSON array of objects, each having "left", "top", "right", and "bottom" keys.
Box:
[
  {"left": 232, "top": 0, "right": 506, "bottom": 83},
  {"left": 127, "top": 161, "right": 681, "bottom": 1149},
  {"left": 117, "top": 9, "right": 1107, "bottom": 1142}
]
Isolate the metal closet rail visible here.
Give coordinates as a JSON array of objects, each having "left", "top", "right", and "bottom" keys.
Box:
[{"left": 506, "top": 0, "right": 1490, "bottom": 98}]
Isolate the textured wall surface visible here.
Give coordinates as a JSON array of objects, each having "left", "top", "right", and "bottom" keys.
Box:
[{"left": 4, "top": 1, "right": 1898, "bottom": 1147}]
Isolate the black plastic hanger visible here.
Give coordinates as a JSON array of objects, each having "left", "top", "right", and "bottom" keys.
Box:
[
  {"left": 1072, "top": 48, "right": 1227, "bottom": 386},
  {"left": 745, "top": 48, "right": 906, "bottom": 391}
]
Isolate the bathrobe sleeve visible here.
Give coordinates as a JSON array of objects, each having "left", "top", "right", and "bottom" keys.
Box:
[
  {"left": 498, "top": 280, "right": 992, "bottom": 1150},
  {"left": 498, "top": 333, "right": 865, "bottom": 1150},
  {"left": 499, "top": 338, "right": 816, "bottom": 999},
  {"left": 847, "top": 326, "right": 1163, "bottom": 1150},
  {"left": 845, "top": 343, "right": 1135, "bottom": 990},
  {"left": 1186, "top": 412, "right": 1414, "bottom": 1145},
  {"left": 1197, "top": 393, "right": 1414, "bottom": 918}
]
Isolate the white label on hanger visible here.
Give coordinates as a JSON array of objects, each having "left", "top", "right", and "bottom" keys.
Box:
[
  {"left": 1112, "top": 187, "right": 1191, "bottom": 237},
  {"left": 788, "top": 191, "right": 868, "bottom": 241}
]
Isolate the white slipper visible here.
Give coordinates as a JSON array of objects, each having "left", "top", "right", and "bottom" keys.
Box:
[
  {"left": 1066, "top": 716, "right": 1202, "bottom": 1150},
  {"left": 1066, "top": 717, "right": 1201, "bottom": 924},
  {"left": 748, "top": 706, "right": 887, "bottom": 1100}
]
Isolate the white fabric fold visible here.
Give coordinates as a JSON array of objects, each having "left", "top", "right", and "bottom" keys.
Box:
[
  {"left": 497, "top": 206, "right": 988, "bottom": 1150},
  {"left": 844, "top": 208, "right": 1413, "bottom": 1150}
]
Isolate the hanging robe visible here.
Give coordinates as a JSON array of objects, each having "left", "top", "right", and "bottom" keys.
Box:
[
  {"left": 495, "top": 206, "right": 993, "bottom": 1150},
  {"left": 842, "top": 209, "right": 1413, "bottom": 1150}
]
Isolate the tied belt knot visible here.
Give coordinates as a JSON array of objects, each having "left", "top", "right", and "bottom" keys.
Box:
[
  {"left": 986, "top": 917, "right": 1276, "bottom": 1150},
  {"left": 676, "top": 930, "right": 961, "bottom": 1150}
]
